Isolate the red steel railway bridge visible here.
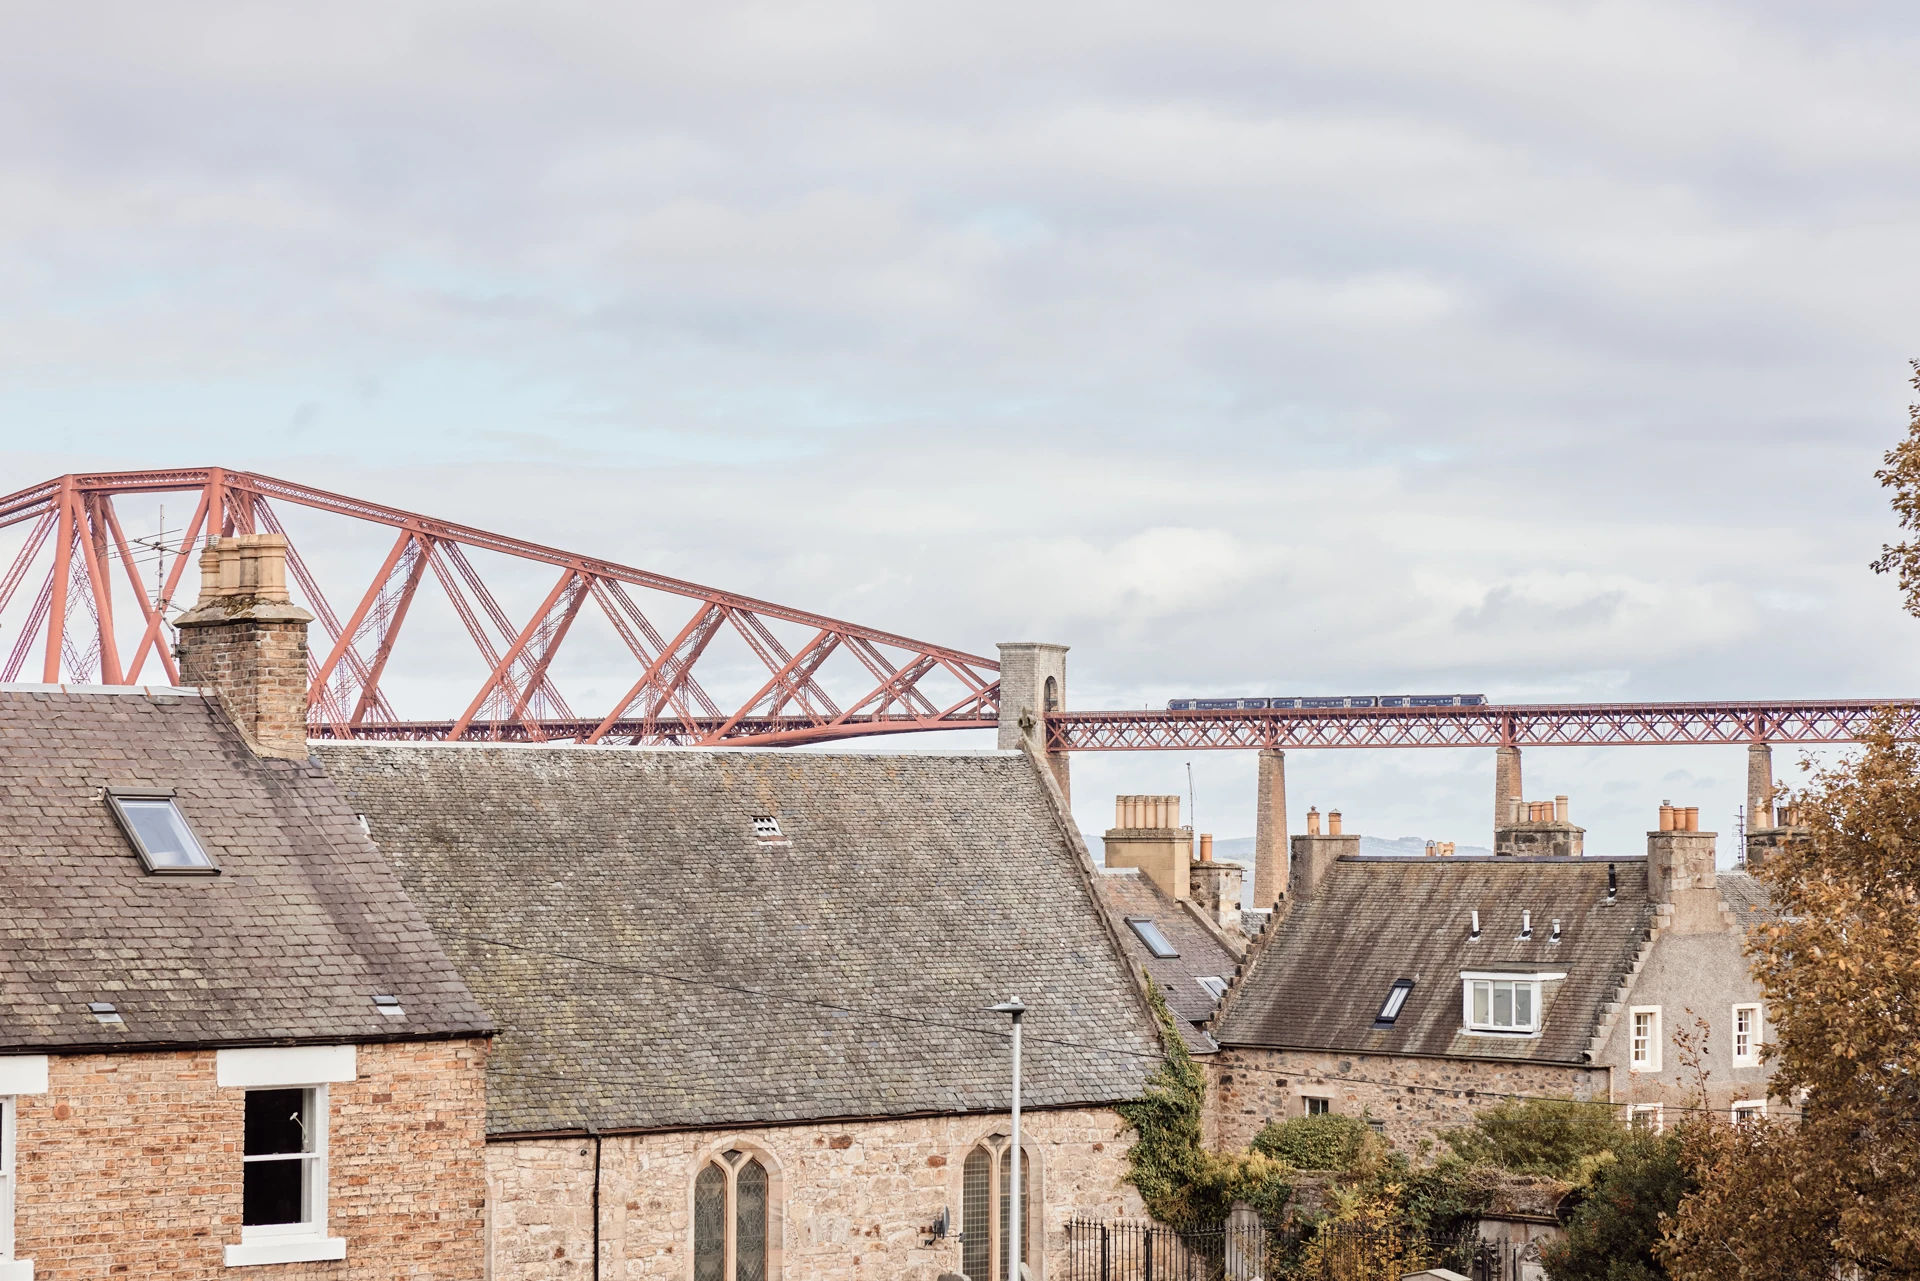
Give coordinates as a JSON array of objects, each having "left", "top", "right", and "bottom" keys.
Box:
[{"left": 1, "top": 468, "right": 1914, "bottom": 758}]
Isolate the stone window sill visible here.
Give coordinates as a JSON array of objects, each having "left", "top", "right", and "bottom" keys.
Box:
[
  {"left": 224, "top": 1237, "right": 347, "bottom": 1267},
  {"left": 0, "top": 1257, "right": 34, "bottom": 1281}
]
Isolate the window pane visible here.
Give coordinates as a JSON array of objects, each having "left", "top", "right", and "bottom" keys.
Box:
[
  {"left": 962, "top": 1149, "right": 991, "bottom": 1281},
  {"left": 1515, "top": 983, "right": 1534, "bottom": 1028},
  {"left": 694, "top": 1165, "right": 726, "bottom": 1281},
  {"left": 242, "top": 1158, "right": 306, "bottom": 1226},
  {"left": 735, "top": 1159, "right": 768, "bottom": 1281},
  {"left": 1304, "top": 1097, "right": 1330, "bottom": 1116},
  {"left": 245, "top": 1089, "right": 310, "bottom": 1156},
  {"left": 1472, "top": 982, "right": 1490, "bottom": 1026},
  {"left": 120, "top": 798, "right": 212, "bottom": 868},
  {"left": 1493, "top": 983, "right": 1513, "bottom": 1027},
  {"left": 1127, "top": 919, "right": 1179, "bottom": 958}
]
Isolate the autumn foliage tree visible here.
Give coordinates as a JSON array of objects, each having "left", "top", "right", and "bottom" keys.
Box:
[{"left": 1657, "top": 725, "right": 1920, "bottom": 1278}]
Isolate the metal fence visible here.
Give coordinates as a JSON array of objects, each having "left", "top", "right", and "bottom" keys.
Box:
[{"left": 1066, "top": 1218, "right": 1504, "bottom": 1281}]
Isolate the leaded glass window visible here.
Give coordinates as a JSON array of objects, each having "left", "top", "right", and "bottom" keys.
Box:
[
  {"left": 693, "top": 1149, "right": 773, "bottom": 1281},
  {"left": 694, "top": 1164, "right": 726, "bottom": 1281},
  {"left": 962, "top": 1148, "right": 991, "bottom": 1281},
  {"left": 961, "top": 1136, "right": 1037, "bottom": 1281}
]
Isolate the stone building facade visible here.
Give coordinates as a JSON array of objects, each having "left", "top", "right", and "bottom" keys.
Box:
[
  {"left": 319, "top": 737, "right": 1167, "bottom": 1281},
  {"left": 1208, "top": 1049, "right": 1606, "bottom": 1152},
  {"left": 484, "top": 1107, "right": 1142, "bottom": 1280}
]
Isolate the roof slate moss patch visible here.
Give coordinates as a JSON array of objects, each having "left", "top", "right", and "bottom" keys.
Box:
[
  {"left": 0, "top": 689, "right": 491, "bottom": 1052},
  {"left": 316, "top": 744, "right": 1162, "bottom": 1136},
  {"left": 1212, "top": 856, "right": 1655, "bottom": 1064}
]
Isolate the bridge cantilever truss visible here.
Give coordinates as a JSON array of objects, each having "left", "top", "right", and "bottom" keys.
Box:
[
  {"left": 2, "top": 468, "right": 1913, "bottom": 753},
  {"left": 1048, "top": 700, "right": 1920, "bottom": 751},
  {"left": 0, "top": 469, "right": 1000, "bottom": 747}
]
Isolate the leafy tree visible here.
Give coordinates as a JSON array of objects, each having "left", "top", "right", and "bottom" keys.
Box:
[
  {"left": 1542, "top": 1130, "right": 1688, "bottom": 1281},
  {"left": 1251, "top": 1113, "right": 1374, "bottom": 1171},
  {"left": 1658, "top": 726, "right": 1920, "bottom": 1278},
  {"left": 1871, "top": 361, "right": 1920, "bottom": 614},
  {"left": 1441, "top": 1097, "right": 1620, "bottom": 1184}
]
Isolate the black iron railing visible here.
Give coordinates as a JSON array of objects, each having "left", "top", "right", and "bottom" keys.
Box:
[{"left": 1066, "top": 1218, "right": 1501, "bottom": 1281}]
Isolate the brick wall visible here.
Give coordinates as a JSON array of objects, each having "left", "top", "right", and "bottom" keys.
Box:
[
  {"left": 1209, "top": 1048, "right": 1608, "bottom": 1151},
  {"left": 177, "top": 617, "right": 310, "bottom": 759},
  {"left": 12, "top": 1038, "right": 488, "bottom": 1279},
  {"left": 485, "top": 1105, "right": 1143, "bottom": 1281}
]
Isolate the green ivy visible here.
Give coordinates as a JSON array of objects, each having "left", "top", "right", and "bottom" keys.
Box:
[{"left": 1115, "top": 979, "right": 1294, "bottom": 1227}]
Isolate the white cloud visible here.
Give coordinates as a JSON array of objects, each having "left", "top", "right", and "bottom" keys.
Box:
[{"left": 2, "top": 0, "right": 1919, "bottom": 858}]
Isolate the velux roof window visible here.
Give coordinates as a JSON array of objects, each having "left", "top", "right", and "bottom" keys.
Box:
[
  {"left": 1373, "top": 979, "right": 1415, "bottom": 1028},
  {"left": 1126, "top": 917, "right": 1179, "bottom": 958},
  {"left": 107, "top": 790, "right": 218, "bottom": 875}
]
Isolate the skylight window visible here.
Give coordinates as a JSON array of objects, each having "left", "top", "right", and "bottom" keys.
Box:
[
  {"left": 372, "top": 995, "right": 406, "bottom": 1020},
  {"left": 106, "top": 791, "right": 217, "bottom": 874},
  {"left": 87, "top": 1002, "right": 123, "bottom": 1025},
  {"left": 1373, "top": 979, "right": 1415, "bottom": 1028},
  {"left": 1196, "top": 976, "right": 1229, "bottom": 1000},
  {"left": 1126, "top": 917, "right": 1179, "bottom": 958}
]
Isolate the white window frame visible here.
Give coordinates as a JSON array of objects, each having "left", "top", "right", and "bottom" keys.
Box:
[
  {"left": 1731, "top": 1098, "right": 1766, "bottom": 1124},
  {"left": 1731, "top": 1004, "right": 1762, "bottom": 1067},
  {"left": 1628, "top": 1103, "right": 1664, "bottom": 1134},
  {"left": 0, "top": 1055, "right": 49, "bottom": 1281},
  {"left": 218, "top": 1047, "right": 353, "bottom": 1268},
  {"left": 1300, "top": 1095, "right": 1332, "bottom": 1116},
  {"left": 1460, "top": 971, "right": 1562, "bottom": 1036},
  {"left": 1630, "top": 1006, "right": 1662, "bottom": 1073}
]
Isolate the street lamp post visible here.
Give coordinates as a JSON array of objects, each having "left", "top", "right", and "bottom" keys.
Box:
[{"left": 991, "top": 998, "right": 1026, "bottom": 1281}]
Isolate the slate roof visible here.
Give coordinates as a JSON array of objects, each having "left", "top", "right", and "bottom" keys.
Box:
[
  {"left": 0, "top": 686, "right": 491, "bottom": 1053},
  {"left": 1717, "top": 872, "right": 1771, "bottom": 927},
  {"left": 1213, "top": 856, "right": 1654, "bottom": 1065},
  {"left": 316, "top": 744, "right": 1163, "bottom": 1136},
  {"left": 1093, "top": 869, "right": 1240, "bottom": 1052}
]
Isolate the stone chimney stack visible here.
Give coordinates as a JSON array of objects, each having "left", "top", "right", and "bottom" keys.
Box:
[
  {"left": 1646, "top": 801, "right": 1730, "bottom": 933},
  {"left": 174, "top": 534, "right": 315, "bottom": 760},
  {"left": 1102, "top": 794, "right": 1193, "bottom": 899},
  {"left": 1289, "top": 807, "right": 1360, "bottom": 901}
]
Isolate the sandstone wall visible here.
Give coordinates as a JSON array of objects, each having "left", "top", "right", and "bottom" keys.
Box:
[
  {"left": 485, "top": 1105, "right": 1143, "bottom": 1281},
  {"left": 13, "top": 1038, "right": 489, "bottom": 1279},
  {"left": 1209, "top": 1048, "right": 1608, "bottom": 1151}
]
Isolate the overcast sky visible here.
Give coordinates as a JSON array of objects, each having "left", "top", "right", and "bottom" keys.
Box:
[{"left": 4, "top": 1, "right": 1919, "bottom": 860}]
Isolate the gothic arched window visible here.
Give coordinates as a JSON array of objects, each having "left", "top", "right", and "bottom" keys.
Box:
[
  {"left": 694, "top": 1149, "right": 771, "bottom": 1281},
  {"left": 961, "top": 1135, "right": 1035, "bottom": 1281}
]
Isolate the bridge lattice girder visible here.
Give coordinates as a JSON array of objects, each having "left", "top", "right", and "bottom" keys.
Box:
[{"left": 0, "top": 469, "right": 1000, "bottom": 746}]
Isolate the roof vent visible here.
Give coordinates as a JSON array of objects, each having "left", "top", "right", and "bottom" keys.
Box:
[
  {"left": 1469, "top": 910, "right": 1481, "bottom": 940},
  {"left": 372, "top": 994, "right": 406, "bottom": 1019},
  {"left": 1549, "top": 918, "right": 1563, "bottom": 943},
  {"left": 87, "top": 1001, "right": 124, "bottom": 1025},
  {"left": 1519, "top": 910, "right": 1533, "bottom": 940}
]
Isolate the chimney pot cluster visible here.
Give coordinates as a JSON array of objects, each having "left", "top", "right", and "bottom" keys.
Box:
[
  {"left": 1114, "top": 795, "right": 1182, "bottom": 830},
  {"left": 1423, "top": 840, "right": 1457, "bottom": 857},
  {"left": 1659, "top": 803, "right": 1701, "bottom": 832},
  {"left": 1508, "top": 795, "right": 1572, "bottom": 824}
]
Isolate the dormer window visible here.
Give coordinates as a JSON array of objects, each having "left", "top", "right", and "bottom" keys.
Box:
[
  {"left": 1373, "top": 979, "right": 1414, "bottom": 1028},
  {"left": 1126, "top": 918, "right": 1179, "bottom": 958},
  {"left": 1461, "top": 970, "right": 1562, "bottom": 1035},
  {"left": 106, "top": 790, "right": 218, "bottom": 875},
  {"left": 750, "top": 815, "right": 783, "bottom": 840}
]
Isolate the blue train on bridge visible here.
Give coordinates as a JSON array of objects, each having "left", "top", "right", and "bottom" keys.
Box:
[{"left": 1166, "top": 693, "right": 1489, "bottom": 711}]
